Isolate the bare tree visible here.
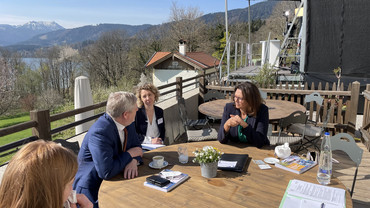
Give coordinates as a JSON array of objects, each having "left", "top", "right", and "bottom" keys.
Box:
[
  {"left": 59, "top": 46, "right": 80, "bottom": 98},
  {"left": 167, "top": 2, "right": 206, "bottom": 52},
  {"left": 0, "top": 54, "right": 18, "bottom": 116},
  {"left": 82, "top": 30, "right": 131, "bottom": 88}
]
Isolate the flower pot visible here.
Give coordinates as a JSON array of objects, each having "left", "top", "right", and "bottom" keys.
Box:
[{"left": 200, "top": 162, "right": 218, "bottom": 178}]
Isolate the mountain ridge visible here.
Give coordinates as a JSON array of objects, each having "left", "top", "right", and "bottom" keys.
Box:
[{"left": 1, "top": 1, "right": 276, "bottom": 50}]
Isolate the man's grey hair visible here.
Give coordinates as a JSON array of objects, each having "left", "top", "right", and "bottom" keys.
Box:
[{"left": 106, "top": 91, "right": 137, "bottom": 118}]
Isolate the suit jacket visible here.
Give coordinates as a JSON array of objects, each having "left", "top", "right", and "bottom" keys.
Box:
[
  {"left": 135, "top": 105, "right": 165, "bottom": 143},
  {"left": 218, "top": 103, "right": 270, "bottom": 148},
  {"left": 73, "top": 113, "right": 142, "bottom": 205}
]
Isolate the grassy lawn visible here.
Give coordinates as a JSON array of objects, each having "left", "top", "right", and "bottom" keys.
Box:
[{"left": 0, "top": 104, "right": 105, "bottom": 165}]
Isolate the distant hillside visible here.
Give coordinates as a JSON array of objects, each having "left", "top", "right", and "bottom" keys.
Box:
[
  {"left": 201, "top": 1, "right": 277, "bottom": 25},
  {"left": 0, "top": 21, "right": 64, "bottom": 46},
  {"left": 16, "top": 24, "right": 153, "bottom": 47},
  {"left": 2, "top": 1, "right": 276, "bottom": 51}
]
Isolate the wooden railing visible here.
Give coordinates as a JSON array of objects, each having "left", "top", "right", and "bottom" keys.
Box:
[
  {"left": 361, "top": 84, "right": 370, "bottom": 151},
  {"left": 0, "top": 70, "right": 216, "bottom": 157},
  {"left": 207, "top": 80, "right": 361, "bottom": 134}
]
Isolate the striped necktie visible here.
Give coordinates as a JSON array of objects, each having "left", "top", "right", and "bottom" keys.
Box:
[{"left": 123, "top": 128, "right": 128, "bottom": 152}]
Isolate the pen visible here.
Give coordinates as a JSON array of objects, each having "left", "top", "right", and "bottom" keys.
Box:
[{"left": 321, "top": 203, "right": 325, "bottom": 208}]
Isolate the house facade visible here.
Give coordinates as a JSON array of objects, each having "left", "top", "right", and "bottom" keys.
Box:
[{"left": 145, "top": 40, "right": 220, "bottom": 99}]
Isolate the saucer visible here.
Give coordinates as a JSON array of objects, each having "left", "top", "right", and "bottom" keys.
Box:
[
  {"left": 264, "top": 157, "right": 280, "bottom": 164},
  {"left": 149, "top": 161, "right": 168, "bottom": 169}
]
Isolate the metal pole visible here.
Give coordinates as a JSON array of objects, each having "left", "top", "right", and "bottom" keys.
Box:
[
  {"left": 225, "top": 0, "right": 230, "bottom": 78},
  {"left": 248, "top": 0, "right": 251, "bottom": 66}
]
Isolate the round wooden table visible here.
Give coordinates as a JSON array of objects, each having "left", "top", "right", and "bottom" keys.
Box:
[
  {"left": 198, "top": 99, "right": 307, "bottom": 122},
  {"left": 99, "top": 141, "right": 352, "bottom": 208}
]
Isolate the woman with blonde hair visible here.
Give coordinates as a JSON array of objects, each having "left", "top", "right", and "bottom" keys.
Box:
[
  {"left": 0, "top": 140, "right": 92, "bottom": 208},
  {"left": 135, "top": 83, "right": 165, "bottom": 144}
]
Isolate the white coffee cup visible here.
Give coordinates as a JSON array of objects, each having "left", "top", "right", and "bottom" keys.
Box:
[{"left": 152, "top": 155, "right": 164, "bottom": 168}]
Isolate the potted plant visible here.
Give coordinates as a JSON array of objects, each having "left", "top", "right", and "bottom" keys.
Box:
[{"left": 193, "top": 146, "right": 223, "bottom": 178}]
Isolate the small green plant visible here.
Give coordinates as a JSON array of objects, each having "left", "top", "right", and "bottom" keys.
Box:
[
  {"left": 250, "top": 63, "right": 276, "bottom": 87},
  {"left": 192, "top": 146, "right": 223, "bottom": 164}
]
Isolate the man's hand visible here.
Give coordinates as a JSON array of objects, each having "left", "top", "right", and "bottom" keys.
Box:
[
  {"left": 124, "top": 159, "right": 139, "bottom": 179},
  {"left": 127, "top": 147, "right": 143, "bottom": 158}
]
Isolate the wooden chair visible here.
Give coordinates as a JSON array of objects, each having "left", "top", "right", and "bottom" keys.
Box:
[
  {"left": 268, "top": 111, "right": 307, "bottom": 152},
  {"left": 331, "top": 133, "right": 363, "bottom": 197}
]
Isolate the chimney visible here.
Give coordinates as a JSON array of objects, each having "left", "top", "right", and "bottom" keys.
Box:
[{"left": 179, "top": 39, "right": 187, "bottom": 56}]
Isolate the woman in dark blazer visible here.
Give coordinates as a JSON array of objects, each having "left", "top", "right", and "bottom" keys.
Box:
[
  {"left": 218, "top": 82, "right": 270, "bottom": 148},
  {"left": 135, "top": 83, "right": 165, "bottom": 144}
]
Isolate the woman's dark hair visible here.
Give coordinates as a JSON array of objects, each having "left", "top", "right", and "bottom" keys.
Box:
[{"left": 232, "top": 82, "right": 263, "bottom": 117}]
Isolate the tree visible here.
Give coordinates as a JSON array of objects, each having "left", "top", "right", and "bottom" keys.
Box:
[
  {"left": 167, "top": 2, "right": 206, "bottom": 52},
  {"left": 81, "top": 30, "right": 131, "bottom": 88},
  {"left": 0, "top": 52, "right": 18, "bottom": 116}
]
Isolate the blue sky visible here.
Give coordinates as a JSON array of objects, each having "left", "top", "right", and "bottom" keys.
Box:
[{"left": 0, "top": 0, "right": 263, "bottom": 28}]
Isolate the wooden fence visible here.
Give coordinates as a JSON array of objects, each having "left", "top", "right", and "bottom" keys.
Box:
[
  {"left": 361, "top": 84, "right": 370, "bottom": 151},
  {"left": 0, "top": 70, "right": 215, "bottom": 159},
  {"left": 0, "top": 71, "right": 365, "bottom": 161},
  {"left": 207, "top": 80, "right": 361, "bottom": 135}
]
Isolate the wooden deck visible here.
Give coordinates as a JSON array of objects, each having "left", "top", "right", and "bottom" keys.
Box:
[{"left": 333, "top": 141, "right": 370, "bottom": 208}]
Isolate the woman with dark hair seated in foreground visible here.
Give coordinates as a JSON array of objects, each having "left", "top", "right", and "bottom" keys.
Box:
[{"left": 218, "top": 82, "right": 270, "bottom": 148}]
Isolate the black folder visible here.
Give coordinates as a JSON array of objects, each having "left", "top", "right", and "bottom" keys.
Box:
[{"left": 217, "top": 153, "right": 250, "bottom": 173}]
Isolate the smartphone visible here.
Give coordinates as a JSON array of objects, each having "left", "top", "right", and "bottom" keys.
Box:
[{"left": 146, "top": 175, "right": 170, "bottom": 187}]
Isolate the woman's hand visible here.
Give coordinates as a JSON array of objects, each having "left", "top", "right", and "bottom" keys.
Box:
[
  {"left": 151, "top": 137, "right": 163, "bottom": 144},
  {"left": 224, "top": 115, "right": 248, "bottom": 132},
  {"left": 70, "top": 194, "right": 93, "bottom": 208}
]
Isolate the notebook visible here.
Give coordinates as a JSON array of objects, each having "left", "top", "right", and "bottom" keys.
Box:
[{"left": 217, "top": 153, "right": 250, "bottom": 172}]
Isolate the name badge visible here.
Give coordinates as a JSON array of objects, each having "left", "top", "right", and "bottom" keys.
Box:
[{"left": 157, "top": 118, "right": 163, "bottom": 124}]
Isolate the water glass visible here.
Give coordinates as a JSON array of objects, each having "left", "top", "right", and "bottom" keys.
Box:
[{"left": 177, "top": 146, "right": 188, "bottom": 164}]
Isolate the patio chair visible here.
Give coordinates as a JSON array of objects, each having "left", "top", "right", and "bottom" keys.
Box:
[
  {"left": 177, "top": 97, "right": 218, "bottom": 142},
  {"left": 54, "top": 139, "right": 80, "bottom": 155},
  {"left": 268, "top": 111, "right": 308, "bottom": 152},
  {"left": 331, "top": 133, "right": 363, "bottom": 197},
  {"left": 204, "top": 90, "right": 225, "bottom": 102},
  {"left": 203, "top": 90, "right": 225, "bottom": 123},
  {"left": 177, "top": 97, "right": 209, "bottom": 129},
  {"left": 288, "top": 92, "right": 327, "bottom": 151},
  {"left": 259, "top": 89, "right": 267, "bottom": 100}
]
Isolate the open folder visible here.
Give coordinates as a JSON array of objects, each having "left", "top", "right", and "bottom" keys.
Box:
[{"left": 217, "top": 153, "right": 250, "bottom": 172}]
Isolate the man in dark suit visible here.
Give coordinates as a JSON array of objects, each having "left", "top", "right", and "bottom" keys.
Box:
[{"left": 73, "top": 92, "right": 143, "bottom": 208}]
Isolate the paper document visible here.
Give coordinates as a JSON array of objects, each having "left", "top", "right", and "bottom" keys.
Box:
[
  {"left": 141, "top": 144, "right": 165, "bottom": 151},
  {"left": 218, "top": 160, "right": 237, "bottom": 168},
  {"left": 280, "top": 179, "right": 346, "bottom": 208}
]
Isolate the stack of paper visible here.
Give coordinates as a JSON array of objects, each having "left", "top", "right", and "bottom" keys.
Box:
[{"left": 280, "top": 179, "right": 346, "bottom": 208}]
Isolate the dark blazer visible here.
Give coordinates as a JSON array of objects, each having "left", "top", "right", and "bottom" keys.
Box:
[
  {"left": 73, "top": 113, "right": 142, "bottom": 207},
  {"left": 135, "top": 106, "right": 165, "bottom": 143},
  {"left": 218, "top": 103, "right": 270, "bottom": 148}
]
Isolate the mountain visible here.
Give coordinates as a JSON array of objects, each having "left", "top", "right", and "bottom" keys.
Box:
[
  {"left": 0, "top": 21, "right": 64, "bottom": 46},
  {"left": 17, "top": 24, "right": 153, "bottom": 47},
  {"left": 2, "top": 1, "right": 275, "bottom": 50},
  {"left": 201, "top": 1, "right": 277, "bottom": 25}
]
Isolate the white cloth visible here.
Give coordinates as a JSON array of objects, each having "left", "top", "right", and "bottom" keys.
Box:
[{"left": 143, "top": 113, "right": 160, "bottom": 144}]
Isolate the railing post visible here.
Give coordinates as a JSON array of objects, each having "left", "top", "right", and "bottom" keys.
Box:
[
  {"left": 30, "top": 109, "right": 51, "bottom": 141},
  {"left": 176, "top": 77, "right": 183, "bottom": 99},
  {"left": 347, "top": 81, "right": 360, "bottom": 133},
  {"left": 199, "top": 70, "right": 206, "bottom": 100}
]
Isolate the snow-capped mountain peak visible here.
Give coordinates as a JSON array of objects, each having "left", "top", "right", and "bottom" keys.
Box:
[{"left": 18, "top": 21, "right": 64, "bottom": 31}]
